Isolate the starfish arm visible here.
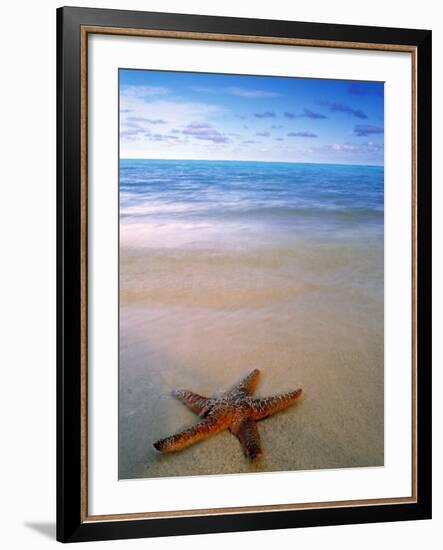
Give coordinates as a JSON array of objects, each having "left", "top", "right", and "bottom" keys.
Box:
[
  {"left": 172, "top": 389, "right": 211, "bottom": 416},
  {"left": 250, "top": 388, "right": 303, "bottom": 420},
  {"left": 232, "top": 419, "right": 263, "bottom": 461},
  {"left": 229, "top": 368, "right": 261, "bottom": 396},
  {"left": 153, "top": 413, "right": 229, "bottom": 453}
]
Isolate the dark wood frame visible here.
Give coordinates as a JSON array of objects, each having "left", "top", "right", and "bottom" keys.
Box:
[{"left": 57, "top": 6, "right": 432, "bottom": 543}]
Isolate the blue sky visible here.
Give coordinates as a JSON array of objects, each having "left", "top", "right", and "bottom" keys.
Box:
[{"left": 120, "top": 69, "right": 384, "bottom": 165}]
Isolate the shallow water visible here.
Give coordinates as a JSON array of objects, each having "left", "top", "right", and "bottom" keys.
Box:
[{"left": 118, "top": 160, "right": 384, "bottom": 479}]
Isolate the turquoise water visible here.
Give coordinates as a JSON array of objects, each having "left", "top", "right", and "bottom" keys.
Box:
[{"left": 120, "top": 159, "right": 383, "bottom": 240}]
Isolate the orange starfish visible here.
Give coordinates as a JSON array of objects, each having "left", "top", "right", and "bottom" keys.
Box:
[{"left": 153, "top": 369, "right": 303, "bottom": 461}]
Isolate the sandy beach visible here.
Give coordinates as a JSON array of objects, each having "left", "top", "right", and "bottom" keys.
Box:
[{"left": 118, "top": 160, "right": 384, "bottom": 479}]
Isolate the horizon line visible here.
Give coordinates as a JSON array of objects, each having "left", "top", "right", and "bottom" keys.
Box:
[{"left": 119, "top": 158, "right": 383, "bottom": 168}]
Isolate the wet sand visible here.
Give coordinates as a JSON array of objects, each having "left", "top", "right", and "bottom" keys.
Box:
[{"left": 119, "top": 226, "right": 384, "bottom": 479}]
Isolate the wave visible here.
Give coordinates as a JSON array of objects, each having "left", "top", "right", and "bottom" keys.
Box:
[{"left": 120, "top": 203, "right": 383, "bottom": 225}]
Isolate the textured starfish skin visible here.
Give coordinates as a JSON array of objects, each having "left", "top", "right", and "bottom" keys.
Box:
[{"left": 153, "top": 369, "right": 303, "bottom": 461}]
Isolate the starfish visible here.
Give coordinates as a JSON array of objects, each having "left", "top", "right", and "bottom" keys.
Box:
[{"left": 153, "top": 369, "right": 303, "bottom": 461}]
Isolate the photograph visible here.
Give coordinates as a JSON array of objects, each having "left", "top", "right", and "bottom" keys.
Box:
[
  {"left": 0, "top": 0, "right": 436, "bottom": 544},
  {"left": 53, "top": 4, "right": 431, "bottom": 544},
  {"left": 118, "top": 68, "right": 385, "bottom": 480}
]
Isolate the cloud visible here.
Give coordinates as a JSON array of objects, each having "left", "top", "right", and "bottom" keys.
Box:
[
  {"left": 321, "top": 141, "right": 383, "bottom": 153},
  {"left": 120, "top": 85, "right": 169, "bottom": 100},
  {"left": 254, "top": 111, "right": 276, "bottom": 118},
  {"left": 303, "top": 108, "right": 327, "bottom": 119},
  {"left": 184, "top": 123, "right": 210, "bottom": 129},
  {"left": 361, "top": 140, "right": 383, "bottom": 151},
  {"left": 353, "top": 124, "right": 384, "bottom": 136},
  {"left": 275, "top": 137, "right": 284, "bottom": 141},
  {"left": 242, "top": 140, "right": 258, "bottom": 144},
  {"left": 191, "top": 86, "right": 281, "bottom": 98},
  {"left": 320, "top": 101, "right": 367, "bottom": 119},
  {"left": 284, "top": 109, "right": 327, "bottom": 119},
  {"left": 126, "top": 116, "right": 167, "bottom": 125},
  {"left": 119, "top": 94, "right": 225, "bottom": 147},
  {"left": 256, "top": 131, "right": 270, "bottom": 137},
  {"left": 120, "top": 123, "right": 152, "bottom": 140},
  {"left": 189, "top": 86, "right": 217, "bottom": 94},
  {"left": 148, "top": 133, "right": 180, "bottom": 142},
  {"left": 226, "top": 87, "right": 281, "bottom": 98},
  {"left": 287, "top": 131, "right": 318, "bottom": 138},
  {"left": 120, "top": 128, "right": 144, "bottom": 140},
  {"left": 120, "top": 116, "right": 169, "bottom": 141},
  {"left": 271, "top": 125, "right": 283, "bottom": 129},
  {"left": 120, "top": 125, "right": 183, "bottom": 143},
  {"left": 182, "top": 122, "right": 230, "bottom": 143}
]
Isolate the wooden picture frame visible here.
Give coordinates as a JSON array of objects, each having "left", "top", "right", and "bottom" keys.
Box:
[{"left": 57, "top": 6, "right": 432, "bottom": 543}]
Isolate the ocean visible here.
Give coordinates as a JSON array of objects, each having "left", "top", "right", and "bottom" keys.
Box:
[{"left": 119, "top": 159, "right": 384, "bottom": 479}]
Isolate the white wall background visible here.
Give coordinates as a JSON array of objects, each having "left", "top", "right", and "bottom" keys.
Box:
[{"left": 0, "top": 1, "right": 439, "bottom": 548}]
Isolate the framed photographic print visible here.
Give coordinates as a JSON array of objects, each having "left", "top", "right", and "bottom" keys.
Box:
[{"left": 56, "top": 6, "right": 432, "bottom": 543}]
